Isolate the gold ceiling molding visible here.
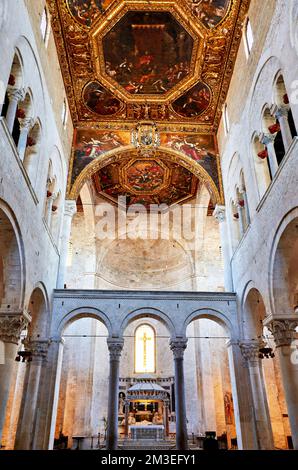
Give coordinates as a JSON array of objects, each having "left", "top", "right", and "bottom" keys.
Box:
[
  {"left": 68, "top": 145, "right": 223, "bottom": 204},
  {"left": 47, "top": 0, "right": 250, "bottom": 130}
]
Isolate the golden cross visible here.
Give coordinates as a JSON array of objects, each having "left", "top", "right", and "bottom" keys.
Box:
[{"left": 142, "top": 332, "right": 151, "bottom": 370}]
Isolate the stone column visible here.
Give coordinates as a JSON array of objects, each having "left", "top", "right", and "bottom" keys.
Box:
[
  {"left": 275, "top": 106, "right": 292, "bottom": 152},
  {"left": 106, "top": 338, "right": 123, "bottom": 450},
  {"left": 0, "top": 312, "right": 29, "bottom": 445},
  {"left": 170, "top": 338, "right": 188, "bottom": 450},
  {"left": 6, "top": 87, "right": 25, "bottom": 133},
  {"left": 31, "top": 336, "right": 64, "bottom": 449},
  {"left": 17, "top": 117, "right": 34, "bottom": 161},
  {"left": 236, "top": 203, "right": 245, "bottom": 236},
  {"left": 239, "top": 188, "right": 250, "bottom": 225},
  {"left": 265, "top": 318, "right": 298, "bottom": 449},
  {"left": 226, "top": 340, "right": 258, "bottom": 449},
  {"left": 239, "top": 340, "right": 274, "bottom": 449},
  {"left": 56, "top": 200, "right": 77, "bottom": 288},
  {"left": 14, "top": 339, "right": 50, "bottom": 449},
  {"left": 261, "top": 133, "right": 278, "bottom": 177},
  {"left": 213, "top": 205, "right": 233, "bottom": 291},
  {"left": 164, "top": 399, "right": 170, "bottom": 437},
  {"left": 45, "top": 193, "right": 57, "bottom": 227},
  {"left": 124, "top": 400, "right": 129, "bottom": 438}
]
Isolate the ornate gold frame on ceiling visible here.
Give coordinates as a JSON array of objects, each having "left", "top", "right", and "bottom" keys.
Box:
[{"left": 47, "top": 0, "right": 250, "bottom": 132}]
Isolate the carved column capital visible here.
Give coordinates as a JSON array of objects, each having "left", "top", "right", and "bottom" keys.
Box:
[
  {"left": 213, "top": 204, "right": 226, "bottom": 223},
  {"left": 275, "top": 106, "right": 289, "bottom": 120},
  {"left": 107, "top": 338, "right": 124, "bottom": 361},
  {"left": 0, "top": 312, "right": 29, "bottom": 344},
  {"left": 7, "top": 86, "right": 25, "bottom": 102},
  {"left": 266, "top": 319, "right": 298, "bottom": 347},
  {"left": 260, "top": 133, "right": 276, "bottom": 145},
  {"left": 18, "top": 117, "right": 35, "bottom": 131},
  {"left": 239, "top": 340, "right": 262, "bottom": 366},
  {"left": 64, "top": 200, "right": 77, "bottom": 218},
  {"left": 170, "top": 338, "right": 188, "bottom": 359}
]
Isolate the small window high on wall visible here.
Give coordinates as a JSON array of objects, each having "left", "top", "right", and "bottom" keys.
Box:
[
  {"left": 244, "top": 18, "right": 254, "bottom": 58},
  {"left": 135, "top": 324, "right": 155, "bottom": 373},
  {"left": 40, "top": 7, "right": 49, "bottom": 43},
  {"left": 223, "top": 103, "right": 230, "bottom": 135}
]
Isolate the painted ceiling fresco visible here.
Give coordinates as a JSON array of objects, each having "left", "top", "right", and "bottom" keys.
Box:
[
  {"left": 102, "top": 11, "right": 193, "bottom": 95},
  {"left": 49, "top": 0, "right": 249, "bottom": 129},
  {"left": 92, "top": 156, "right": 199, "bottom": 208},
  {"left": 49, "top": 0, "right": 250, "bottom": 206}
]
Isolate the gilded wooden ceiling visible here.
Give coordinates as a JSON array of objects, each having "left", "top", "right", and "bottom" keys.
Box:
[
  {"left": 48, "top": 0, "right": 249, "bottom": 207},
  {"left": 48, "top": 0, "right": 249, "bottom": 131}
]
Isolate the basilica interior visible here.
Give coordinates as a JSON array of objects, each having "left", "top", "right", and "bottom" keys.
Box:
[{"left": 0, "top": 0, "right": 298, "bottom": 451}]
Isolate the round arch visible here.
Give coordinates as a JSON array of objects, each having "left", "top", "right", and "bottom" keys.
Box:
[
  {"left": 183, "top": 307, "right": 235, "bottom": 338},
  {"left": 268, "top": 207, "right": 298, "bottom": 315},
  {"left": 68, "top": 146, "right": 222, "bottom": 205},
  {"left": 119, "top": 307, "right": 175, "bottom": 337},
  {"left": 0, "top": 198, "right": 25, "bottom": 309},
  {"left": 55, "top": 307, "right": 113, "bottom": 337},
  {"left": 26, "top": 282, "right": 50, "bottom": 337}
]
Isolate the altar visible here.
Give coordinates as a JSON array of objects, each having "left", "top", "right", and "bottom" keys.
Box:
[{"left": 130, "top": 425, "right": 165, "bottom": 441}]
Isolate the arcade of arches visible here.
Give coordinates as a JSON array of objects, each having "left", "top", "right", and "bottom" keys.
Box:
[{"left": 0, "top": 0, "right": 298, "bottom": 451}]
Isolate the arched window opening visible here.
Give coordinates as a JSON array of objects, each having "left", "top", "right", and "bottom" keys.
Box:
[
  {"left": 275, "top": 75, "right": 297, "bottom": 147},
  {"left": 253, "top": 135, "right": 271, "bottom": 200},
  {"left": 23, "top": 121, "right": 41, "bottom": 184},
  {"left": 135, "top": 324, "right": 156, "bottom": 373},
  {"left": 61, "top": 99, "right": 68, "bottom": 126},
  {"left": 40, "top": 7, "right": 50, "bottom": 43},
  {"left": 223, "top": 103, "right": 230, "bottom": 135},
  {"left": 1, "top": 54, "right": 24, "bottom": 142},
  {"left": 244, "top": 18, "right": 254, "bottom": 58}
]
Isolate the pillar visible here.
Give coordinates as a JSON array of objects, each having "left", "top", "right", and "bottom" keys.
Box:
[
  {"left": 0, "top": 312, "right": 29, "bottom": 446},
  {"left": 265, "top": 318, "right": 298, "bottom": 449},
  {"left": 213, "top": 205, "right": 233, "bottom": 291},
  {"left": 32, "top": 336, "right": 64, "bottom": 449},
  {"left": 56, "top": 200, "right": 77, "bottom": 288},
  {"left": 275, "top": 106, "right": 292, "bottom": 152},
  {"left": 226, "top": 340, "right": 258, "bottom": 449},
  {"left": 124, "top": 400, "right": 129, "bottom": 438},
  {"left": 261, "top": 133, "right": 279, "bottom": 177},
  {"left": 239, "top": 188, "right": 250, "bottom": 225},
  {"left": 239, "top": 340, "right": 274, "bottom": 449},
  {"left": 164, "top": 399, "right": 170, "bottom": 437},
  {"left": 106, "top": 337, "right": 123, "bottom": 450},
  {"left": 14, "top": 339, "right": 49, "bottom": 449},
  {"left": 46, "top": 193, "right": 56, "bottom": 227},
  {"left": 6, "top": 87, "right": 25, "bottom": 133},
  {"left": 17, "top": 117, "right": 34, "bottom": 161},
  {"left": 170, "top": 338, "right": 188, "bottom": 450}
]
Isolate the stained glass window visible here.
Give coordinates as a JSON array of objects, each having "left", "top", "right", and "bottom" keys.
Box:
[{"left": 135, "top": 324, "right": 155, "bottom": 373}]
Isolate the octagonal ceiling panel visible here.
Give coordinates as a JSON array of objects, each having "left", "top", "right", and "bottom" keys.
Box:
[
  {"left": 102, "top": 11, "right": 194, "bottom": 96},
  {"left": 50, "top": 0, "right": 250, "bottom": 130},
  {"left": 92, "top": 156, "right": 199, "bottom": 208}
]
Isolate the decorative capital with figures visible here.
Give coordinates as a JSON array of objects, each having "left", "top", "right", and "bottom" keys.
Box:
[
  {"left": 0, "top": 312, "right": 29, "bottom": 344},
  {"left": 18, "top": 117, "right": 35, "bottom": 131},
  {"left": 107, "top": 337, "right": 124, "bottom": 360},
  {"left": 170, "top": 338, "right": 188, "bottom": 359},
  {"left": 265, "top": 319, "right": 298, "bottom": 347},
  {"left": 213, "top": 205, "right": 226, "bottom": 223}
]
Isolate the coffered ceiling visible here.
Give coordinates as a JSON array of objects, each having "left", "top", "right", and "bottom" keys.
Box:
[{"left": 48, "top": 0, "right": 249, "bottom": 132}]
